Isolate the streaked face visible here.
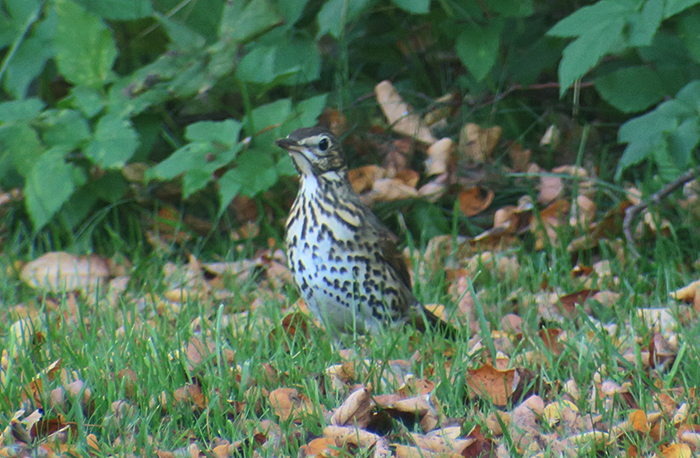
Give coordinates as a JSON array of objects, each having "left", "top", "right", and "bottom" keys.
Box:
[{"left": 276, "top": 127, "right": 345, "bottom": 176}]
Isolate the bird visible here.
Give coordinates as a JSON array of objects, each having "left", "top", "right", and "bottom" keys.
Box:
[{"left": 277, "top": 126, "right": 450, "bottom": 336}]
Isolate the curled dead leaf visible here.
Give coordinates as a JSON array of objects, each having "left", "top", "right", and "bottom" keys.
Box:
[
  {"left": 458, "top": 187, "right": 494, "bottom": 217},
  {"left": 459, "top": 123, "right": 502, "bottom": 162},
  {"left": 375, "top": 81, "right": 437, "bottom": 144}
]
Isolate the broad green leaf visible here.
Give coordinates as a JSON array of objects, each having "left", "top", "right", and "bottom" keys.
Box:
[
  {"left": 0, "top": 98, "right": 45, "bottom": 122},
  {"left": 317, "top": 0, "right": 372, "bottom": 38},
  {"left": 664, "top": 0, "right": 700, "bottom": 18},
  {"left": 218, "top": 148, "right": 277, "bottom": 213},
  {"left": 283, "top": 94, "right": 329, "bottom": 133},
  {"left": 276, "top": 0, "right": 310, "bottom": 26},
  {"left": 628, "top": 0, "right": 663, "bottom": 46},
  {"left": 547, "top": 0, "right": 635, "bottom": 38},
  {"left": 391, "top": 0, "right": 430, "bottom": 14},
  {"left": 668, "top": 117, "right": 700, "bottom": 168},
  {"left": 36, "top": 109, "right": 91, "bottom": 149},
  {"left": 185, "top": 120, "right": 242, "bottom": 146},
  {"left": 236, "top": 46, "right": 281, "bottom": 84},
  {"left": 73, "top": 0, "right": 153, "bottom": 20},
  {"left": 85, "top": 113, "right": 139, "bottom": 169},
  {"left": 220, "top": 0, "right": 282, "bottom": 43},
  {"left": 157, "top": 14, "right": 205, "bottom": 51},
  {"left": 456, "top": 20, "right": 503, "bottom": 82},
  {"left": 0, "top": 0, "right": 40, "bottom": 48},
  {"left": 146, "top": 142, "right": 212, "bottom": 181},
  {"left": 3, "top": 8, "right": 56, "bottom": 98},
  {"left": 249, "top": 99, "right": 292, "bottom": 135},
  {"left": 275, "top": 39, "right": 321, "bottom": 85},
  {"left": 556, "top": 17, "right": 625, "bottom": 96},
  {"left": 678, "top": 12, "right": 700, "bottom": 65},
  {"left": 0, "top": 121, "right": 45, "bottom": 178},
  {"left": 595, "top": 66, "right": 665, "bottom": 113},
  {"left": 674, "top": 80, "right": 700, "bottom": 110},
  {"left": 54, "top": 0, "right": 117, "bottom": 87},
  {"left": 24, "top": 146, "right": 84, "bottom": 230},
  {"left": 70, "top": 86, "right": 106, "bottom": 118}
]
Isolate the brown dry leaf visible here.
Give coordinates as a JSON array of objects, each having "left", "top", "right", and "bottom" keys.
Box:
[
  {"left": 659, "top": 443, "right": 692, "bottom": 458},
  {"left": 448, "top": 273, "right": 475, "bottom": 329},
  {"left": 670, "top": 280, "right": 700, "bottom": 303},
  {"left": 395, "top": 169, "right": 420, "bottom": 188},
  {"left": 571, "top": 195, "right": 596, "bottom": 227},
  {"left": 370, "top": 178, "right": 419, "bottom": 202},
  {"left": 538, "top": 328, "right": 564, "bottom": 355},
  {"left": 349, "top": 165, "right": 385, "bottom": 194},
  {"left": 324, "top": 424, "right": 381, "bottom": 449},
  {"left": 458, "top": 187, "right": 494, "bottom": 217},
  {"left": 173, "top": 384, "right": 205, "bottom": 410},
  {"left": 533, "top": 200, "right": 570, "bottom": 250},
  {"left": 568, "top": 200, "right": 633, "bottom": 252},
  {"left": 375, "top": 80, "right": 437, "bottom": 144},
  {"left": 540, "top": 124, "right": 561, "bottom": 147},
  {"left": 299, "top": 437, "right": 338, "bottom": 457},
  {"left": 21, "top": 252, "right": 111, "bottom": 294},
  {"left": 153, "top": 206, "right": 192, "bottom": 244},
  {"left": 330, "top": 386, "right": 374, "bottom": 428},
  {"left": 425, "top": 138, "right": 455, "bottom": 176},
  {"left": 418, "top": 173, "right": 448, "bottom": 202},
  {"left": 538, "top": 175, "right": 564, "bottom": 204},
  {"left": 508, "top": 143, "right": 531, "bottom": 172},
  {"left": 268, "top": 388, "right": 313, "bottom": 423},
  {"left": 459, "top": 123, "right": 502, "bottom": 162},
  {"left": 466, "top": 364, "right": 516, "bottom": 406},
  {"left": 280, "top": 312, "right": 311, "bottom": 340},
  {"left": 558, "top": 289, "right": 598, "bottom": 315},
  {"left": 629, "top": 410, "right": 649, "bottom": 433},
  {"left": 318, "top": 108, "right": 348, "bottom": 137}
]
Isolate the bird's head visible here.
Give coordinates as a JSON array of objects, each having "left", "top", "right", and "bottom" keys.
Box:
[{"left": 276, "top": 127, "right": 346, "bottom": 177}]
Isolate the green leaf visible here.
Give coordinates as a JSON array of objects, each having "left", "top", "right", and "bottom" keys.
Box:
[
  {"left": 85, "top": 113, "right": 139, "bottom": 169},
  {"left": 0, "top": 98, "right": 45, "bottom": 122},
  {"left": 283, "top": 94, "right": 329, "bottom": 133},
  {"left": 146, "top": 143, "right": 211, "bottom": 182},
  {"left": 69, "top": 86, "right": 106, "bottom": 118},
  {"left": 628, "top": 0, "right": 663, "bottom": 46},
  {"left": 0, "top": 0, "right": 40, "bottom": 48},
  {"left": 185, "top": 120, "right": 242, "bottom": 146},
  {"left": 594, "top": 66, "right": 666, "bottom": 113},
  {"left": 236, "top": 46, "right": 283, "bottom": 84},
  {"left": 3, "top": 8, "right": 56, "bottom": 98},
  {"left": 218, "top": 148, "right": 277, "bottom": 213},
  {"left": 73, "top": 0, "right": 153, "bottom": 20},
  {"left": 249, "top": 99, "right": 292, "bottom": 135},
  {"left": 556, "top": 17, "right": 625, "bottom": 96},
  {"left": 53, "top": 0, "right": 117, "bottom": 87},
  {"left": 36, "top": 109, "right": 91, "bottom": 149},
  {"left": 668, "top": 117, "right": 700, "bottom": 168},
  {"left": 220, "top": 0, "right": 282, "bottom": 43},
  {"left": 317, "top": 0, "right": 372, "bottom": 38},
  {"left": 664, "top": 0, "right": 700, "bottom": 18},
  {"left": 547, "top": 0, "right": 634, "bottom": 38},
  {"left": 0, "top": 121, "right": 45, "bottom": 179},
  {"left": 275, "top": 38, "right": 321, "bottom": 85},
  {"left": 456, "top": 20, "right": 503, "bottom": 82},
  {"left": 391, "top": 0, "right": 430, "bottom": 14},
  {"left": 24, "top": 146, "right": 84, "bottom": 230},
  {"left": 678, "top": 12, "right": 700, "bottom": 65},
  {"left": 157, "top": 14, "right": 206, "bottom": 51}
]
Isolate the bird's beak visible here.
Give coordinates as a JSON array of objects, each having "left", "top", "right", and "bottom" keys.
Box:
[{"left": 276, "top": 137, "right": 300, "bottom": 150}]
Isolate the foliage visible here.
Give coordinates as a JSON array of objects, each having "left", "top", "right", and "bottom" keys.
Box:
[
  {"left": 547, "top": 0, "right": 700, "bottom": 177},
  {"left": 0, "top": 0, "right": 699, "bottom": 249}
]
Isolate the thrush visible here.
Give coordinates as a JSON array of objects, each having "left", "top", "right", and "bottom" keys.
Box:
[{"left": 277, "top": 126, "right": 448, "bottom": 335}]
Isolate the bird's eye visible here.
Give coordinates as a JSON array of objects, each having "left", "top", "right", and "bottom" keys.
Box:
[{"left": 318, "top": 137, "right": 330, "bottom": 151}]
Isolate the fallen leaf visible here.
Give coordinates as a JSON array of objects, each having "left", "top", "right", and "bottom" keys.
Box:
[
  {"left": 425, "top": 138, "right": 455, "bottom": 176},
  {"left": 458, "top": 187, "right": 494, "bottom": 217},
  {"left": 375, "top": 80, "right": 437, "bottom": 144},
  {"left": 459, "top": 123, "right": 502, "bottom": 162},
  {"left": 466, "top": 364, "right": 516, "bottom": 406},
  {"left": 21, "top": 252, "right": 111, "bottom": 294}
]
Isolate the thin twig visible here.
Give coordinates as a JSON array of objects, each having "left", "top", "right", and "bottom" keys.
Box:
[{"left": 623, "top": 165, "right": 700, "bottom": 259}]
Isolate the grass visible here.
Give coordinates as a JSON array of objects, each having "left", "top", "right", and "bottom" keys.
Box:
[{"left": 0, "top": 205, "right": 699, "bottom": 457}]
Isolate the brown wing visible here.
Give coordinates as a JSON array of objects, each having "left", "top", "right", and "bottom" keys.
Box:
[{"left": 364, "top": 211, "right": 413, "bottom": 291}]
